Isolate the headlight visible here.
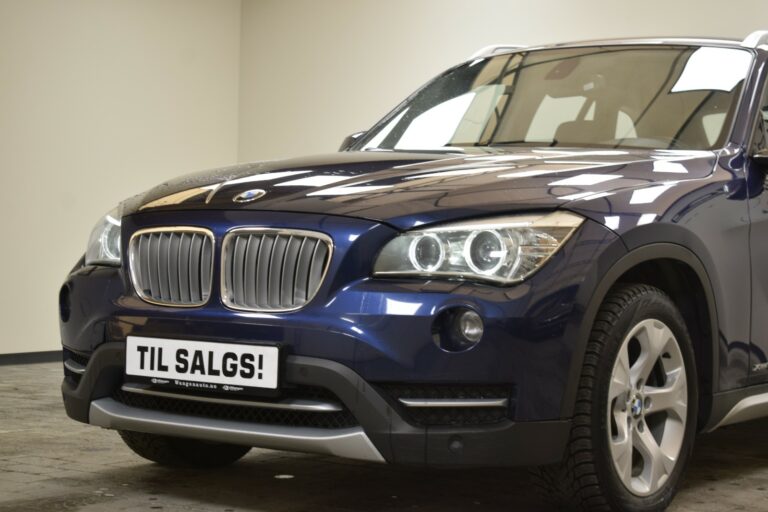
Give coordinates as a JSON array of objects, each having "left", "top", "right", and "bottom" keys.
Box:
[
  {"left": 373, "top": 211, "right": 584, "bottom": 284},
  {"left": 85, "top": 207, "right": 122, "bottom": 266}
]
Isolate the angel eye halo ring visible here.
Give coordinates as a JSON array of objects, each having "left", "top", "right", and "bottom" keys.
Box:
[
  {"left": 408, "top": 233, "right": 445, "bottom": 272},
  {"left": 373, "top": 211, "right": 584, "bottom": 285}
]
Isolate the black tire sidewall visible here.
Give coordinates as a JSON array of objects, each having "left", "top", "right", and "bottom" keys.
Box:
[{"left": 592, "top": 289, "right": 699, "bottom": 512}]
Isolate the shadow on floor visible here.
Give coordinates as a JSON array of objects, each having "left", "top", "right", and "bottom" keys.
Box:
[
  {"left": 3, "top": 417, "right": 768, "bottom": 512},
  {"left": 112, "top": 417, "right": 768, "bottom": 512}
]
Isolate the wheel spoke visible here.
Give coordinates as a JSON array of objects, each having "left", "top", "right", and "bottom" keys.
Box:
[
  {"left": 610, "top": 408, "right": 633, "bottom": 485},
  {"left": 631, "top": 321, "right": 671, "bottom": 385},
  {"left": 644, "top": 368, "right": 687, "bottom": 420},
  {"left": 633, "top": 425, "right": 676, "bottom": 493},
  {"left": 609, "top": 344, "right": 632, "bottom": 401}
]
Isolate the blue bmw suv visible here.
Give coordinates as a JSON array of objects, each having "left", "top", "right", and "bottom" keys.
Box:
[{"left": 61, "top": 32, "right": 768, "bottom": 512}]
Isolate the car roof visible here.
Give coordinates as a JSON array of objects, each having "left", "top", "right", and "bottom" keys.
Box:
[
  {"left": 539, "top": 37, "right": 741, "bottom": 49},
  {"left": 469, "top": 31, "right": 768, "bottom": 60}
]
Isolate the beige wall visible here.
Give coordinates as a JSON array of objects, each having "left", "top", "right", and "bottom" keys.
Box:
[
  {"left": 3, "top": 0, "right": 768, "bottom": 355},
  {"left": 0, "top": 0, "right": 241, "bottom": 355},
  {"left": 237, "top": 0, "right": 768, "bottom": 162}
]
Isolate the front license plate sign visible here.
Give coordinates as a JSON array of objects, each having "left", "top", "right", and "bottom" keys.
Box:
[{"left": 125, "top": 336, "right": 279, "bottom": 392}]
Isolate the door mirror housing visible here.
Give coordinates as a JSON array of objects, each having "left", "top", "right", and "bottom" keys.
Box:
[{"left": 339, "top": 131, "right": 366, "bottom": 151}]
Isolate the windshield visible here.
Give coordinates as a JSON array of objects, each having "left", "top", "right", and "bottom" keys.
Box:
[{"left": 358, "top": 45, "right": 753, "bottom": 152}]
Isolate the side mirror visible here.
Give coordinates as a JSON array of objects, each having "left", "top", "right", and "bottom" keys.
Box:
[
  {"left": 754, "top": 148, "right": 768, "bottom": 169},
  {"left": 339, "top": 131, "right": 366, "bottom": 152}
]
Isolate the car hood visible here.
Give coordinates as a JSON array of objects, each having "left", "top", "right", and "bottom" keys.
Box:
[{"left": 124, "top": 148, "right": 718, "bottom": 230}]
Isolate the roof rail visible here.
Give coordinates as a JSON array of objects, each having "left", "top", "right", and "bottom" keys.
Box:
[
  {"left": 741, "top": 30, "right": 768, "bottom": 48},
  {"left": 468, "top": 44, "right": 526, "bottom": 60}
]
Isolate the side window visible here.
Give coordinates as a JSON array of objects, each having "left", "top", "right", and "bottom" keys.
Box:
[
  {"left": 394, "top": 85, "right": 506, "bottom": 150},
  {"left": 702, "top": 113, "right": 727, "bottom": 147},
  {"left": 752, "top": 86, "right": 768, "bottom": 152},
  {"left": 395, "top": 93, "right": 475, "bottom": 150},
  {"left": 758, "top": 106, "right": 768, "bottom": 152}
]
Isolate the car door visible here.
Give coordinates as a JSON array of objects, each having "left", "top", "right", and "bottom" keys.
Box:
[{"left": 748, "top": 82, "right": 768, "bottom": 384}]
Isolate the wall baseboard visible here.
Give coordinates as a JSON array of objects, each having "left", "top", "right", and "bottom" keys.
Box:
[{"left": 0, "top": 350, "right": 61, "bottom": 366}]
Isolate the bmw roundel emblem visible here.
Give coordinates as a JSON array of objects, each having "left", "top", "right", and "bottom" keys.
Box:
[{"left": 233, "top": 189, "right": 267, "bottom": 203}]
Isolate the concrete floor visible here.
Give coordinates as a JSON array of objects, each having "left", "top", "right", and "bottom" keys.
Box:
[{"left": 1, "top": 362, "right": 767, "bottom": 512}]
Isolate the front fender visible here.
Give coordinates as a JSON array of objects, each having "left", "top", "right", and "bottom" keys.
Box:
[{"left": 558, "top": 242, "right": 720, "bottom": 426}]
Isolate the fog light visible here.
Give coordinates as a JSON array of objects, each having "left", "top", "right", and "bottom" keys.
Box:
[
  {"left": 432, "top": 307, "right": 484, "bottom": 352},
  {"left": 457, "top": 310, "right": 483, "bottom": 343}
]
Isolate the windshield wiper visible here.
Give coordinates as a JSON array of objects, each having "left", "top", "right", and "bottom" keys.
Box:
[
  {"left": 489, "top": 139, "right": 559, "bottom": 147},
  {"left": 363, "top": 147, "right": 465, "bottom": 154}
]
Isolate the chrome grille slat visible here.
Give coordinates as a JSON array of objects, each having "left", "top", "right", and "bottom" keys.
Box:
[
  {"left": 282, "top": 236, "right": 302, "bottom": 306},
  {"left": 277, "top": 235, "right": 291, "bottom": 305},
  {"left": 222, "top": 228, "right": 332, "bottom": 312},
  {"left": 129, "top": 228, "right": 214, "bottom": 307},
  {"left": 244, "top": 235, "right": 260, "bottom": 306},
  {"left": 168, "top": 234, "right": 181, "bottom": 302},
  {"left": 147, "top": 234, "right": 160, "bottom": 299},
  {"left": 200, "top": 236, "right": 213, "bottom": 300},
  {"left": 178, "top": 234, "right": 191, "bottom": 303},
  {"left": 157, "top": 233, "right": 170, "bottom": 301},
  {"left": 232, "top": 235, "right": 247, "bottom": 304},
  {"left": 138, "top": 235, "right": 150, "bottom": 295},
  {"left": 268, "top": 235, "right": 288, "bottom": 308},
  {"left": 189, "top": 233, "right": 202, "bottom": 302},
  {"left": 255, "top": 234, "right": 273, "bottom": 307},
  {"left": 294, "top": 237, "right": 316, "bottom": 304},
  {"left": 307, "top": 240, "right": 328, "bottom": 299}
]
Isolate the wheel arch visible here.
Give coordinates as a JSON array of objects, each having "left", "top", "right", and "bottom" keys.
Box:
[{"left": 560, "top": 243, "right": 720, "bottom": 429}]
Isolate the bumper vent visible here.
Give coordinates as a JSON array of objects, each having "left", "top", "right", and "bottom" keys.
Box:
[
  {"left": 379, "top": 383, "right": 515, "bottom": 427},
  {"left": 63, "top": 349, "right": 90, "bottom": 386},
  {"left": 222, "top": 229, "right": 332, "bottom": 312},
  {"left": 128, "top": 228, "right": 214, "bottom": 307},
  {"left": 112, "top": 386, "right": 358, "bottom": 429}
]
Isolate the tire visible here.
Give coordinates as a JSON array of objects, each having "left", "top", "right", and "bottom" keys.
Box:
[
  {"left": 119, "top": 430, "right": 251, "bottom": 468},
  {"left": 533, "top": 283, "right": 698, "bottom": 512}
]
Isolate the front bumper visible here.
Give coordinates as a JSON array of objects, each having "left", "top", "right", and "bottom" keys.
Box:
[
  {"left": 62, "top": 343, "right": 571, "bottom": 466},
  {"left": 60, "top": 210, "right": 621, "bottom": 467}
]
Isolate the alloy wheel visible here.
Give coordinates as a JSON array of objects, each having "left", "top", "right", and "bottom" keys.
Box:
[{"left": 607, "top": 318, "right": 688, "bottom": 496}]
